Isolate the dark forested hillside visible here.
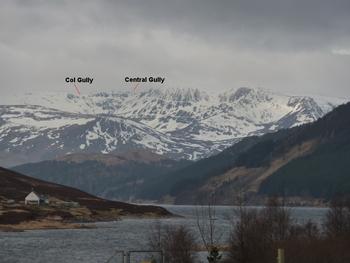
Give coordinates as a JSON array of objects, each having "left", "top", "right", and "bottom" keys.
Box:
[
  {"left": 13, "top": 153, "right": 191, "bottom": 201},
  {"left": 156, "top": 102, "right": 350, "bottom": 204},
  {"left": 259, "top": 102, "right": 350, "bottom": 198}
]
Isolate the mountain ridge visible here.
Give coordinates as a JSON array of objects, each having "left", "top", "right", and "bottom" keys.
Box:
[
  {"left": 10, "top": 102, "right": 350, "bottom": 205},
  {"left": 0, "top": 87, "right": 347, "bottom": 166}
]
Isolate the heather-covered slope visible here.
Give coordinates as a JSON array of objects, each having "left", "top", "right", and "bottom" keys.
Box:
[{"left": 0, "top": 166, "right": 170, "bottom": 227}]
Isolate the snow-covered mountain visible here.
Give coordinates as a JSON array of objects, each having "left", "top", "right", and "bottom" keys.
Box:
[{"left": 0, "top": 87, "right": 347, "bottom": 166}]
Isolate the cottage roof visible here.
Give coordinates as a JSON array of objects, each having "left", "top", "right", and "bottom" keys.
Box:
[{"left": 25, "top": 191, "right": 40, "bottom": 200}]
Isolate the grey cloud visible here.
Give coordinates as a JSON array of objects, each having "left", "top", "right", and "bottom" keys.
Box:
[
  {"left": 0, "top": 0, "right": 349, "bottom": 97},
  {"left": 99, "top": 0, "right": 350, "bottom": 51}
]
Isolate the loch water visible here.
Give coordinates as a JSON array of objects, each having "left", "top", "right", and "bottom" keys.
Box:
[{"left": 0, "top": 205, "right": 327, "bottom": 263}]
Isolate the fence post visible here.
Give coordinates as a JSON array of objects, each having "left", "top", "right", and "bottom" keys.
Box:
[
  {"left": 277, "top": 248, "right": 285, "bottom": 263},
  {"left": 126, "top": 252, "right": 130, "bottom": 263}
]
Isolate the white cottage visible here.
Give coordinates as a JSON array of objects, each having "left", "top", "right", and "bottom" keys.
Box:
[{"left": 25, "top": 191, "right": 48, "bottom": 205}]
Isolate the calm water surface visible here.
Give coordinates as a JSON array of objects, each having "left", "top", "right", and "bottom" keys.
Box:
[{"left": 0, "top": 205, "right": 327, "bottom": 263}]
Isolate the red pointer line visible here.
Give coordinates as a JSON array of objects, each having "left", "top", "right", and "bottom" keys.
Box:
[
  {"left": 133, "top": 83, "right": 140, "bottom": 93},
  {"left": 73, "top": 83, "right": 81, "bottom": 96}
]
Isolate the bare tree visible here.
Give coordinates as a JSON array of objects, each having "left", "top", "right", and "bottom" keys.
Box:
[
  {"left": 324, "top": 196, "right": 350, "bottom": 238},
  {"left": 226, "top": 195, "right": 350, "bottom": 263},
  {"left": 149, "top": 222, "right": 197, "bottom": 263},
  {"left": 227, "top": 197, "right": 292, "bottom": 263},
  {"left": 195, "top": 193, "right": 223, "bottom": 263},
  {"left": 148, "top": 220, "right": 163, "bottom": 251},
  {"left": 262, "top": 197, "right": 292, "bottom": 242}
]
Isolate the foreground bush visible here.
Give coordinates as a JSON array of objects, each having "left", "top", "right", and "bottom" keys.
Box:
[{"left": 226, "top": 197, "right": 350, "bottom": 263}]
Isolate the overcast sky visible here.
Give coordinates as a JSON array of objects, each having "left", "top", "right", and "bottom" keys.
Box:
[{"left": 1, "top": 0, "right": 350, "bottom": 97}]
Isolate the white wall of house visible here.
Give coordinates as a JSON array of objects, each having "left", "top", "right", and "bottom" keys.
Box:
[{"left": 25, "top": 191, "right": 40, "bottom": 205}]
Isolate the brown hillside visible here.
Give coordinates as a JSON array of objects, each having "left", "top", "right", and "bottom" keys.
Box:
[{"left": 0, "top": 166, "right": 170, "bottom": 216}]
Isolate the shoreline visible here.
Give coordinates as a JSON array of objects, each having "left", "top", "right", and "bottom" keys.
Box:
[
  {"left": 0, "top": 204, "right": 326, "bottom": 232},
  {"left": 0, "top": 220, "right": 97, "bottom": 232},
  {"left": 0, "top": 213, "right": 176, "bottom": 232}
]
